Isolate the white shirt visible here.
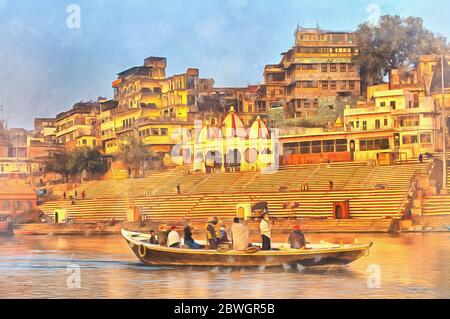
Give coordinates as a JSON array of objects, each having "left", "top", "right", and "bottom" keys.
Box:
[
  {"left": 259, "top": 219, "right": 271, "bottom": 238},
  {"left": 167, "top": 230, "right": 180, "bottom": 247}
]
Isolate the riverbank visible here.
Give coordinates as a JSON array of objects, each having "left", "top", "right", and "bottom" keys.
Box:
[{"left": 10, "top": 215, "right": 450, "bottom": 236}]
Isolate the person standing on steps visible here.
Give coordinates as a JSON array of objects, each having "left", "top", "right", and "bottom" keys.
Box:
[{"left": 259, "top": 212, "right": 271, "bottom": 250}]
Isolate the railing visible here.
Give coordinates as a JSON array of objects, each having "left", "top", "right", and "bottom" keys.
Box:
[
  {"left": 398, "top": 169, "right": 421, "bottom": 216},
  {"left": 398, "top": 161, "right": 433, "bottom": 215}
]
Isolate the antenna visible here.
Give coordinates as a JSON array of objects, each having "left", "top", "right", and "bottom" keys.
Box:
[
  {"left": 0, "top": 97, "right": 3, "bottom": 122},
  {"left": 0, "top": 97, "right": 4, "bottom": 130}
]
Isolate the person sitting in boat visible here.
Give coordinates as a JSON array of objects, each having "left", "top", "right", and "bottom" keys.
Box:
[
  {"left": 231, "top": 217, "right": 249, "bottom": 251},
  {"left": 218, "top": 225, "right": 230, "bottom": 244},
  {"left": 183, "top": 223, "right": 204, "bottom": 249},
  {"left": 167, "top": 226, "right": 181, "bottom": 248},
  {"left": 149, "top": 229, "right": 158, "bottom": 245},
  {"left": 204, "top": 217, "right": 220, "bottom": 249},
  {"left": 259, "top": 212, "right": 272, "bottom": 250},
  {"left": 157, "top": 224, "right": 169, "bottom": 246},
  {"left": 288, "top": 225, "right": 306, "bottom": 249}
]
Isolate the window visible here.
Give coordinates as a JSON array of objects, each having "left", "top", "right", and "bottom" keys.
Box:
[
  {"left": 151, "top": 128, "right": 159, "bottom": 135},
  {"left": 349, "top": 81, "right": 355, "bottom": 90},
  {"left": 380, "top": 101, "right": 386, "bottom": 107},
  {"left": 304, "top": 100, "right": 311, "bottom": 108},
  {"left": 313, "top": 99, "right": 319, "bottom": 108},
  {"left": 384, "top": 118, "right": 388, "bottom": 126},
  {"left": 348, "top": 64, "right": 355, "bottom": 72},
  {"left": 302, "top": 81, "right": 317, "bottom": 88},
  {"left": 330, "top": 81, "right": 337, "bottom": 90},
  {"left": 336, "top": 139, "right": 348, "bottom": 152},
  {"left": 160, "top": 128, "right": 168, "bottom": 136},
  {"left": 302, "top": 64, "right": 317, "bottom": 70},
  {"left": 360, "top": 138, "right": 390, "bottom": 151},
  {"left": 375, "top": 119, "right": 381, "bottom": 130},
  {"left": 322, "top": 81, "right": 329, "bottom": 90},
  {"left": 420, "top": 133, "right": 432, "bottom": 144},
  {"left": 82, "top": 139, "right": 87, "bottom": 145},
  {"left": 356, "top": 121, "right": 360, "bottom": 129},
  {"left": 362, "top": 121, "right": 367, "bottom": 131},
  {"left": 390, "top": 101, "right": 396, "bottom": 109},
  {"left": 321, "top": 64, "right": 328, "bottom": 72},
  {"left": 283, "top": 142, "right": 299, "bottom": 155},
  {"left": 300, "top": 142, "right": 311, "bottom": 154},
  {"left": 13, "top": 201, "right": 22, "bottom": 211},
  {"left": 312, "top": 141, "right": 322, "bottom": 153},
  {"left": 340, "top": 64, "right": 346, "bottom": 72},
  {"left": 330, "top": 64, "right": 337, "bottom": 72},
  {"left": 1, "top": 201, "right": 10, "bottom": 211},
  {"left": 340, "top": 81, "right": 347, "bottom": 90},
  {"left": 323, "top": 140, "right": 335, "bottom": 153},
  {"left": 402, "top": 135, "right": 418, "bottom": 145}
]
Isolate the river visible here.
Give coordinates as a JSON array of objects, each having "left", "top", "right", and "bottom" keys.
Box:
[{"left": 0, "top": 233, "right": 448, "bottom": 299}]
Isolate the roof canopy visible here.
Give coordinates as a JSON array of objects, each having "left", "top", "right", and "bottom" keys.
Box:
[
  {"left": 222, "top": 106, "right": 247, "bottom": 138},
  {"left": 249, "top": 115, "right": 270, "bottom": 139}
]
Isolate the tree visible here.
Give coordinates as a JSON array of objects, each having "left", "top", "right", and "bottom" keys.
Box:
[
  {"left": 44, "top": 150, "right": 72, "bottom": 182},
  {"left": 117, "top": 135, "right": 153, "bottom": 177},
  {"left": 84, "top": 147, "right": 107, "bottom": 178},
  {"left": 45, "top": 147, "right": 106, "bottom": 182},
  {"left": 356, "top": 15, "right": 449, "bottom": 90},
  {"left": 68, "top": 147, "right": 106, "bottom": 179}
]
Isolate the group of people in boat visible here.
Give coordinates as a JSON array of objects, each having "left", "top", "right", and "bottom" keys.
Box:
[{"left": 147, "top": 212, "right": 307, "bottom": 251}]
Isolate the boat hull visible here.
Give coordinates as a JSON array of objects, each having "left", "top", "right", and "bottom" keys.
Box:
[{"left": 122, "top": 229, "right": 372, "bottom": 267}]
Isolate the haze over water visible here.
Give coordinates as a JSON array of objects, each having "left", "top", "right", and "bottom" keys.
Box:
[{"left": 0, "top": 233, "right": 448, "bottom": 299}]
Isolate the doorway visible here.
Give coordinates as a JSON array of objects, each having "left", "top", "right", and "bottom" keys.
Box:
[{"left": 333, "top": 201, "right": 350, "bottom": 219}]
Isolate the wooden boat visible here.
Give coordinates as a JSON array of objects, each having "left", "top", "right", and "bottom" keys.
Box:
[{"left": 121, "top": 229, "right": 373, "bottom": 267}]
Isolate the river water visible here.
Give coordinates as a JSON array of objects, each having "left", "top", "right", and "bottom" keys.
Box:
[{"left": 0, "top": 233, "right": 448, "bottom": 299}]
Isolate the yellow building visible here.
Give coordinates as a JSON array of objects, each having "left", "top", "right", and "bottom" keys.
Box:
[
  {"left": 55, "top": 101, "right": 100, "bottom": 150},
  {"left": 341, "top": 87, "right": 438, "bottom": 160}
]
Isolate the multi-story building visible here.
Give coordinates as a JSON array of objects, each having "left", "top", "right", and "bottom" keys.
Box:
[
  {"left": 0, "top": 124, "right": 31, "bottom": 177},
  {"left": 263, "top": 26, "right": 361, "bottom": 119},
  {"left": 34, "top": 118, "right": 57, "bottom": 143},
  {"left": 55, "top": 101, "right": 101, "bottom": 150}
]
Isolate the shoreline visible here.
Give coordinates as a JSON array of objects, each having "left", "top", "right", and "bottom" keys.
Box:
[{"left": 9, "top": 216, "right": 450, "bottom": 236}]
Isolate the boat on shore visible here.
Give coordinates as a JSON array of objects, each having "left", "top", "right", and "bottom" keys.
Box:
[{"left": 121, "top": 229, "right": 373, "bottom": 267}]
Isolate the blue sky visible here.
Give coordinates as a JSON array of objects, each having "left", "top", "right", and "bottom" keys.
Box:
[{"left": 0, "top": 0, "right": 449, "bottom": 128}]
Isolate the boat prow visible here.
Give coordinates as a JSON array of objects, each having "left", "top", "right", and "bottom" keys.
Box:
[{"left": 121, "top": 229, "right": 373, "bottom": 268}]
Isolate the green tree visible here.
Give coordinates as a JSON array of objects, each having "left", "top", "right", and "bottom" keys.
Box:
[
  {"left": 45, "top": 147, "right": 106, "bottom": 182},
  {"left": 117, "top": 135, "right": 152, "bottom": 177},
  {"left": 68, "top": 147, "right": 106, "bottom": 179},
  {"left": 356, "top": 15, "right": 448, "bottom": 90},
  {"left": 44, "top": 150, "right": 72, "bottom": 182}
]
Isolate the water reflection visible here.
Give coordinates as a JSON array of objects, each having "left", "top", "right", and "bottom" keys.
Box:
[{"left": 0, "top": 233, "right": 448, "bottom": 298}]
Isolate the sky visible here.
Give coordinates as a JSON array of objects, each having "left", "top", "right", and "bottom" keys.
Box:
[{"left": 0, "top": 0, "right": 450, "bottom": 129}]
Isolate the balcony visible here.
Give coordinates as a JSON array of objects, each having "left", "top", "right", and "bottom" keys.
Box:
[{"left": 114, "top": 125, "right": 134, "bottom": 134}]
